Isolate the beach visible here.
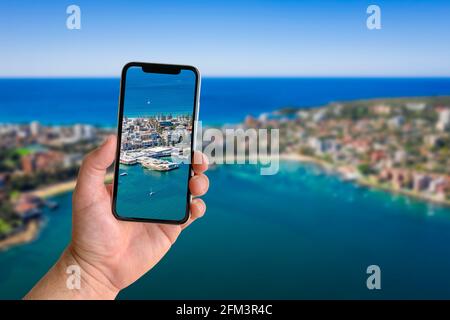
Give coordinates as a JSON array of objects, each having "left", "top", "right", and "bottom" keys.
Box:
[
  {"left": 279, "top": 153, "right": 333, "bottom": 170},
  {"left": 0, "top": 172, "right": 115, "bottom": 250},
  {"left": 0, "top": 221, "right": 39, "bottom": 251},
  {"left": 29, "top": 172, "right": 114, "bottom": 198}
]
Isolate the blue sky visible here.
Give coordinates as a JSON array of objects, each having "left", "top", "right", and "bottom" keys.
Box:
[{"left": 1, "top": 0, "right": 449, "bottom": 77}]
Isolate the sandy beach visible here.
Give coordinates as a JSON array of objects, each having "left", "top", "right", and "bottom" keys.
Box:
[
  {"left": 0, "top": 172, "right": 115, "bottom": 250},
  {"left": 279, "top": 153, "right": 333, "bottom": 170},
  {"left": 0, "top": 221, "right": 39, "bottom": 251},
  {"left": 30, "top": 172, "right": 114, "bottom": 198},
  {"left": 0, "top": 173, "right": 115, "bottom": 251}
]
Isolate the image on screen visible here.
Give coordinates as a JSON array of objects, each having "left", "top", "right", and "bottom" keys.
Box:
[{"left": 115, "top": 66, "right": 196, "bottom": 221}]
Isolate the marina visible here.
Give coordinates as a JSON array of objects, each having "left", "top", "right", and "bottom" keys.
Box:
[{"left": 120, "top": 146, "right": 186, "bottom": 172}]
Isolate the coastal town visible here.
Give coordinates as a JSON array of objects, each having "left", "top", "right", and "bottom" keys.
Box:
[
  {"left": 0, "top": 113, "right": 193, "bottom": 249},
  {"left": 2, "top": 97, "right": 450, "bottom": 249},
  {"left": 0, "top": 121, "right": 112, "bottom": 249},
  {"left": 119, "top": 114, "right": 192, "bottom": 171},
  {"left": 243, "top": 96, "right": 450, "bottom": 205}
]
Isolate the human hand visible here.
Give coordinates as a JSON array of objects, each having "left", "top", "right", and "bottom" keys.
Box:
[{"left": 25, "top": 135, "right": 209, "bottom": 299}]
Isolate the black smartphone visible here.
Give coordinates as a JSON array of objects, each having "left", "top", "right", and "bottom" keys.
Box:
[{"left": 112, "top": 62, "right": 200, "bottom": 224}]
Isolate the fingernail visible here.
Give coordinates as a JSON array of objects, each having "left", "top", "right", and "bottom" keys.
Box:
[{"left": 194, "top": 199, "right": 205, "bottom": 213}]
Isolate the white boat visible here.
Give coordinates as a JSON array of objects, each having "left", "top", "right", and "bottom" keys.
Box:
[
  {"left": 120, "top": 172, "right": 128, "bottom": 176},
  {"left": 120, "top": 155, "right": 137, "bottom": 165},
  {"left": 142, "top": 158, "right": 179, "bottom": 171}
]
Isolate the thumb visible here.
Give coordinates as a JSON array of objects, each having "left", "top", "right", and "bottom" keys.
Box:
[{"left": 76, "top": 135, "right": 117, "bottom": 192}]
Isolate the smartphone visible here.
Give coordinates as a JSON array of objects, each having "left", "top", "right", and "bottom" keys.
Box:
[{"left": 112, "top": 62, "right": 200, "bottom": 224}]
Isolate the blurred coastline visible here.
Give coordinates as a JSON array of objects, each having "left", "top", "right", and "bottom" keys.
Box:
[
  {"left": 2, "top": 78, "right": 450, "bottom": 249},
  {"left": 0, "top": 122, "right": 113, "bottom": 250},
  {"left": 242, "top": 96, "right": 450, "bottom": 206},
  {"left": 1, "top": 77, "right": 450, "bottom": 297}
]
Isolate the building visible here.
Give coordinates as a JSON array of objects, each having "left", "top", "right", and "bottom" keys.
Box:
[
  {"left": 373, "top": 104, "right": 391, "bottom": 115},
  {"left": 21, "top": 151, "right": 64, "bottom": 174},
  {"left": 14, "top": 194, "right": 43, "bottom": 221},
  {"left": 388, "top": 116, "right": 405, "bottom": 129},
  {"left": 307, "top": 137, "right": 339, "bottom": 155},
  {"left": 245, "top": 115, "right": 259, "bottom": 127},
  {"left": 436, "top": 108, "right": 450, "bottom": 132},
  {"left": 83, "top": 125, "right": 96, "bottom": 140},
  {"left": 312, "top": 110, "right": 327, "bottom": 123},
  {"left": 413, "top": 174, "right": 432, "bottom": 192},
  {"left": 72, "top": 124, "right": 96, "bottom": 141},
  {"left": 424, "top": 135, "right": 442, "bottom": 147},
  {"left": 405, "top": 102, "right": 427, "bottom": 112},
  {"left": 428, "top": 177, "right": 448, "bottom": 195},
  {"left": 258, "top": 113, "right": 270, "bottom": 123},
  {"left": 146, "top": 146, "right": 172, "bottom": 157},
  {"left": 394, "top": 150, "right": 407, "bottom": 164},
  {"left": 370, "top": 150, "right": 386, "bottom": 164},
  {"left": 63, "top": 153, "right": 84, "bottom": 168},
  {"left": 30, "top": 121, "right": 41, "bottom": 137},
  {"left": 387, "top": 169, "right": 413, "bottom": 190}
]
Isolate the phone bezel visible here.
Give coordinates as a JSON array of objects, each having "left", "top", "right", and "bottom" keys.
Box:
[{"left": 111, "top": 62, "right": 200, "bottom": 224}]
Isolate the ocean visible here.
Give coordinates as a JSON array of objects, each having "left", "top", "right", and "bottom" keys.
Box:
[
  {"left": 1, "top": 78, "right": 450, "bottom": 299},
  {"left": 1, "top": 77, "right": 450, "bottom": 125}
]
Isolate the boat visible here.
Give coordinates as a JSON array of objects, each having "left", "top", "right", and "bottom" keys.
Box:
[
  {"left": 142, "top": 158, "right": 179, "bottom": 171},
  {"left": 44, "top": 200, "right": 59, "bottom": 210},
  {"left": 120, "top": 172, "right": 128, "bottom": 176},
  {"left": 120, "top": 156, "right": 137, "bottom": 165}
]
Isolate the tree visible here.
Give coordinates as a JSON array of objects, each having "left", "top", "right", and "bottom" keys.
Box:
[{"left": 358, "top": 163, "right": 375, "bottom": 176}]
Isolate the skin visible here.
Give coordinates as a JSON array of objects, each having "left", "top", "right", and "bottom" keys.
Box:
[{"left": 24, "top": 135, "right": 209, "bottom": 299}]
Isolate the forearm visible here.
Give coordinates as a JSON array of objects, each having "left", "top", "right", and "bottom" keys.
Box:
[{"left": 24, "top": 246, "right": 119, "bottom": 300}]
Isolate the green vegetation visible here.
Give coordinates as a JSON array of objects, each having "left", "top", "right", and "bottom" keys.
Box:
[
  {"left": 0, "top": 149, "right": 21, "bottom": 172},
  {"left": 358, "top": 163, "right": 376, "bottom": 176},
  {"left": 0, "top": 200, "right": 19, "bottom": 236},
  {"left": 15, "top": 148, "right": 32, "bottom": 156},
  {"left": 9, "top": 166, "right": 79, "bottom": 191},
  {"left": 299, "top": 146, "right": 315, "bottom": 157},
  {"left": 0, "top": 219, "right": 12, "bottom": 235},
  {"left": 321, "top": 154, "right": 333, "bottom": 163}
]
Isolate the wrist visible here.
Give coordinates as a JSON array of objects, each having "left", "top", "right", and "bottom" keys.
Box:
[
  {"left": 61, "top": 245, "right": 120, "bottom": 300},
  {"left": 25, "top": 245, "right": 120, "bottom": 300}
]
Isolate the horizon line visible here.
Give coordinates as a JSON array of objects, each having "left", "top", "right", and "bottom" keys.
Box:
[{"left": 1, "top": 75, "right": 450, "bottom": 79}]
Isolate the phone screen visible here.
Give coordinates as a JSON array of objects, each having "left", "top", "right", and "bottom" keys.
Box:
[{"left": 113, "top": 63, "right": 199, "bottom": 223}]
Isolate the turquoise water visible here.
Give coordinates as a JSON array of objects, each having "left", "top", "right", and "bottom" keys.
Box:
[
  {"left": 2, "top": 77, "right": 450, "bottom": 298},
  {"left": 116, "top": 163, "right": 190, "bottom": 221},
  {"left": 2, "top": 161, "right": 450, "bottom": 299}
]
